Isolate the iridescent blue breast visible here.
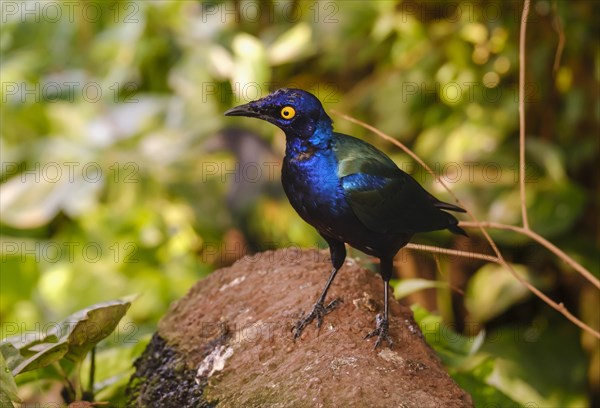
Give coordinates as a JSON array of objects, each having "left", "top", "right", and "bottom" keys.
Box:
[{"left": 282, "top": 149, "right": 350, "bottom": 234}]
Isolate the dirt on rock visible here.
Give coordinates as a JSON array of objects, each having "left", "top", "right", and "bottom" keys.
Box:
[{"left": 129, "top": 248, "right": 473, "bottom": 407}]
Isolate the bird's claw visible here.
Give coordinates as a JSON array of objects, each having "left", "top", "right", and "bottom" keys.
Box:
[
  {"left": 364, "top": 313, "right": 394, "bottom": 349},
  {"left": 293, "top": 298, "right": 341, "bottom": 339}
]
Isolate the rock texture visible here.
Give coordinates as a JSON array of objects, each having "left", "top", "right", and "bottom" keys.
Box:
[{"left": 128, "top": 249, "right": 473, "bottom": 407}]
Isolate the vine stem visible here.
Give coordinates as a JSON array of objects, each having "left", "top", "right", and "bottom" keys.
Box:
[{"left": 519, "top": 0, "right": 531, "bottom": 229}]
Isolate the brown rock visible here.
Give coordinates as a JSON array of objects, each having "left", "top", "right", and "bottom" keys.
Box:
[{"left": 128, "top": 249, "right": 473, "bottom": 407}]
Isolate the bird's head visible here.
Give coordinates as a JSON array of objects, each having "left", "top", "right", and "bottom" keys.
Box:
[{"left": 224, "top": 88, "right": 332, "bottom": 138}]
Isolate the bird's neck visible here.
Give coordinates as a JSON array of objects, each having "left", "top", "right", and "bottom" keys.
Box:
[{"left": 285, "top": 120, "right": 333, "bottom": 158}]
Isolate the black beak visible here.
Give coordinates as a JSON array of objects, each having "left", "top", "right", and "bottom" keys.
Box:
[{"left": 224, "top": 101, "right": 262, "bottom": 118}]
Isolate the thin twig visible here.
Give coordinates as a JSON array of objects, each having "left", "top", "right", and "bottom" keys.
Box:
[
  {"left": 551, "top": 0, "right": 565, "bottom": 75},
  {"left": 460, "top": 221, "right": 599, "bottom": 289},
  {"left": 519, "top": 0, "right": 531, "bottom": 229},
  {"left": 405, "top": 243, "right": 499, "bottom": 264}
]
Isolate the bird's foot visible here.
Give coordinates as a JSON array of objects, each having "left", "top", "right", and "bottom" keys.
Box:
[
  {"left": 364, "top": 313, "right": 394, "bottom": 349},
  {"left": 293, "top": 298, "right": 341, "bottom": 339}
]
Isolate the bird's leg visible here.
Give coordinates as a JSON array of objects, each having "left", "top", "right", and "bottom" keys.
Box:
[
  {"left": 364, "top": 280, "right": 394, "bottom": 348},
  {"left": 293, "top": 266, "right": 341, "bottom": 339},
  {"left": 364, "top": 257, "right": 394, "bottom": 348},
  {"left": 293, "top": 237, "right": 345, "bottom": 339}
]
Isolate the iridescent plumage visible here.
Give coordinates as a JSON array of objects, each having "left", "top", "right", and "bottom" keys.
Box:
[{"left": 225, "top": 88, "right": 466, "bottom": 348}]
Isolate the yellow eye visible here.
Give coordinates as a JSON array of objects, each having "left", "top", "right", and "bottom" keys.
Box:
[{"left": 280, "top": 106, "right": 296, "bottom": 119}]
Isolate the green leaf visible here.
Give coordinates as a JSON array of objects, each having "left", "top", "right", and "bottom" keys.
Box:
[
  {"left": 11, "top": 342, "right": 69, "bottom": 375},
  {"left": 412, "top": 306, "right": 527, "bottom": 405},
  {"left": 2, "top": 331, "right": 59, "bottom": 357},
  {"left": 411, "top": 304, "right": 485, "bottom": 367},
  {"left": 267, "top": 23, "right": 314, "bottom": 65},
  {"left": 481, "top": 315, "right": 589, "bottom": 407},
  {"left": 0, "top": 343, "right": 24, "bottom": 372},
  {"left": 526, "top": 139, "right": 566, "bottom": 182},
  {"left": 392, "top": 278, "right": 448, "bottom": 300},
  {"left": 0, "top": 161, "right": 103, "bottom": 229},
  {"left": 3, "top": 298, "right": 132, "bottom": 377},
  {"left": 231, "top": 33, "right": 269, "bottom": 101},
  {"left": 0, "top": 394, "right": 15, "bottom": 408},
  {"left": 63, "top": 300, "right": 132, "bottom": 362},
  {"left": 451, "top": 358, "right": 520, "bottom": 407},
  {"left": 528, "top": 182, "right": 586, "bottom": 238},
  {"left": 465, "top": 263, "right": 532, "bottom": 323},
  {"left": 0, "top": 352, "right": 20, "bottom": 404}
]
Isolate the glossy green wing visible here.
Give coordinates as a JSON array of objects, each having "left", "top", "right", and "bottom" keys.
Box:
[{"left": 333, "top": 133, "right": 464, "bottom": 234}]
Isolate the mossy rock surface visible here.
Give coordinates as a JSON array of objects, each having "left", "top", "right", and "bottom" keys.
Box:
[{"left": 128, "top": 249, "right": 473, "bottom": 407}]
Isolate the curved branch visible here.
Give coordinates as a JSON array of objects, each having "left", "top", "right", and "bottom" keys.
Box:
[{"left": 459, "top": 221, "right": 599, "bottom": 289}]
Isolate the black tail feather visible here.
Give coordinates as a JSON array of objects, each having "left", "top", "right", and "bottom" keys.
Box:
[
  {"left": 428, "top": 192, "right": 466, "bottom": 213},
  {"left": 435, "top": 200, "right": 466, "bottom": 213},
  {"left": 448, "top": 223, "right": 468, "bottom": 237},
  {"left": 443, "top": 207, "right": 468, "bottom": 237}
]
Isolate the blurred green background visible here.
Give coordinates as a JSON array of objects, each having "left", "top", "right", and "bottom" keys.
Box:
[{"left": 1, "top": 0, "right": 598, "bottom": 406}]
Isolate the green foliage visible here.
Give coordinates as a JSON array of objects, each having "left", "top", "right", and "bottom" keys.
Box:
[
  {"left": 412, "top": 305, "right": 589, "bottom": 407},
  {"left": 392, "top": 278, "right": 449, "bottom": 300},
  {"left": 0, "top": 352, "right": 21, "bottom": 407},
  {"left": 481, "top": 315, "right": 589, "bottom": 407},
  {"left": 1, "top": 0, "right": 597, "bottom": 404},
  {"left": 1, "top": 298, "right": 132, "bottom": 402},
  {"left": 412, "top": 304, "right": 519, "bottom": 406},
  {"left": 465, "top": 263, "right": 534, "bottom": 323}
]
